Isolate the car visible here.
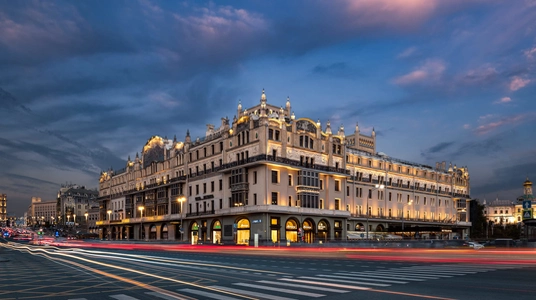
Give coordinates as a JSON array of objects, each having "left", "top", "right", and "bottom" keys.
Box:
[{"left": 463, "top": 241, "right": 484, "bottom": 249}]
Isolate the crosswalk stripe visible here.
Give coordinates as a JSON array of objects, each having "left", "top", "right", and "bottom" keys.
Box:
[
  {"left": 361, "top": 271, "right": 454, "bottom": 277},
  {"left": 396, "top": 268, "right": 478, "bottom": 274},
  {"left": 402, "top": 267, "right": 480, "bottom": 273},
  {"left": 233, "top": 283, "right": 325, "bottom": 298},
  {"left": 145, "top": 291, "right": 186, "bottom": 300},
  {"left": 353, "top": 271, "right": 453, "bottom": 278},
  {"left": 180, "top": 288, "right": 241, "bottom": 300},
  {"left": 314, "top": 274, "right": 402, "bottom": 285},
  {"left": 259, "top": 280, "right": 349, "bottom": 293},
  {"left": 279, "top": 278, "right": 371, "bottom": 290},
  {"left": 110, "top": 295, "right": 139, "bottom": 300},
  {"left": 381, "top": 269, "right": 469, "bottom": 275},
  {"left": 210, "top": 285, "right": 296, "bottom": 300},
  {"left": 330, "top": 273, "right": 410, "bottom": 283},
  {"left": 322, "top": 272, "right": 425, "bottom": 282}
]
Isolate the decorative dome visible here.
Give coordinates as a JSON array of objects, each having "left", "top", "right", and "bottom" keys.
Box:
[{"left": 524, "top": 177, "right": 532, "bottom": 186}]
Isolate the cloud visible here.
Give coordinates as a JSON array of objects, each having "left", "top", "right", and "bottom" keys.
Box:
[
  {"left": 397, "top": 46, "right": 418, "bottom": 59},
  {"left": 311, "top": 62, "right": 358, "bottom": 78},
  {"left": 509, "top": 76, "right": 531, "bottom": 91},
  {"left": 421, "top": 141, "right": 455, "bottom": 158},
  {"left": 394, "top": 59, "right": 446, "bottom": 85},
  {"left": 463, "top": 124, "right": 471, "bottom": 129},
  {"left": 494, "top": 96, "right": 512, "bottom": 104},
  {"left": 459, "top": 66, "right": 499, "bottom": 86},
  {"left": 524, "top": 46, "right": 536, "bottom": 59},
  {"left": 474, "top": 113, "right": 530, "bottom": 135},
  {"left": 343, "top": 0, "right": 439, "bottom": 30}
]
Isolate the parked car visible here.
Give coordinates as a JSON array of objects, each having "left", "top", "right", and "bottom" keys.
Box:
[
  {"left": 483, "top": 238, "right": 516, "bottom": 247},
  {"left": 463, "top": 241, "right": 484, "bottom": 249}
]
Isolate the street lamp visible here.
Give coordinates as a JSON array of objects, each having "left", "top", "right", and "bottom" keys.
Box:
[
  {"left": 177, "top": 196, "right": 186, "bottom": 241},
  {"left": 84, "top": 212, "right": 89, "bottom": 233},
  {"left": 402, "top": 199, "right": 413, "bottom": 233},
  {"left": 366, "top": 184, "right": 384, "bottom": 239},
  {"left": 73, "top": 214, "right": 76, "bottom": 231},
  {"left": 107, "top": 210, "right": 112, "bottom": 240},
  {"left": 138, "top": 206, "right": 144, "bottom": 240}
]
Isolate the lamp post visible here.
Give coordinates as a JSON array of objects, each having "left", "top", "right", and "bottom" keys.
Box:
[
  {"left": 138, "top": 206, "right": 144, "bottom": 240},
  {"left": 402, "top": 199, "right": 413, "bottom": 234},
  {"left": 107, "top": 210, "right": 112, "bottom": 240},
  {"left": 73, "top": 214, "right": 76, "bottom": 231},
  {"left": 177, "top": 196, "right": 186, "bottom": 241},
  {"left": 84, "top": 212, "right": 89, "bottom": 233},
  {"left": 67, "top": 214, "right": 70, "bottom": 227},
  {"left": 366, "top": 184, "right": 384, "bottom": 239}
]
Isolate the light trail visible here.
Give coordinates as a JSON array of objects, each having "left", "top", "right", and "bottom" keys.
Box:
[{"left": 2, "top": 243, "right": 259, "bottom": 300}]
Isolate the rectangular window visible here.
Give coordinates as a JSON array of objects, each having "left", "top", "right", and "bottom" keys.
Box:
[
  {"left": 335, "top": 180, "right": 340, "bottom": 191},
  {"left": 211, "top": 181, "right": 214, "bottom": 192},
  {"left": 254, "top": 193, "right": 257, "bottom": 205},
  {"left": 253, "top": 171, "right": 257, "bottom": 184},
  {"left": 346, "top": 186, "right": 350, "bottom": 196},
  {"left": 288, "top": 175, "right": 292, "bottom": 186},
  {"left": 271, "top": 192, "right": 278, "bottom": 205},
  {"left": 271, "top": 170, "right": 279, "bottom": 184},
  {"left": 203, "top": 183, "right": 206, "bottom": 194},
  {"left": 320, "top": 179, "right": 324, "bottom": 190},
  {"left": 219, "top": 179, "right": 222, "bottom": 190},
  {"left": 335, "top": 199, "right": 340, "bottom": 210}
]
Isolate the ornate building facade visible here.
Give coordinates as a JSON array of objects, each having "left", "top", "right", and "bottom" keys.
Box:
[{"left": 97, "top": 90, "right": 472, "bottom": 244}]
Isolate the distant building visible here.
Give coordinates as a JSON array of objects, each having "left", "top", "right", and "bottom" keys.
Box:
[
  {"left": 57, "top": 184, "right": 98, "bottom": 228},
  {"left": 0, "top": 194, "right": 6, "bottom": 225},
  {"left": 483, "top": 199, "right": 517, "bottom": 226},
  {"left": 97, "top": 89, "right": 472, "bottom": 243},
  {"left": 27, "top": 197, "right": 56, "bottom": 226}
]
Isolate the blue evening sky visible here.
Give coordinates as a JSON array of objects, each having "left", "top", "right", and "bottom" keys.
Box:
[{"left": 1, "top": 0, "right": 535, "bottom": 215}]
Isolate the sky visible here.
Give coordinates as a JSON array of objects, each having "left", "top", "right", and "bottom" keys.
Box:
[{"left": 1, "top": 0, "right": 535, "bottom": 216}]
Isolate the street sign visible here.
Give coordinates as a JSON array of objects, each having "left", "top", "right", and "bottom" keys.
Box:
[
  {"left": 523, "top": 200, "right": 532, "bottom": 209},
  {"left": 523, "top": 210, "right": 532, "bottom": 220}
]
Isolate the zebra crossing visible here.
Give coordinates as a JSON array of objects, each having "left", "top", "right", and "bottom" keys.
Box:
[{"left": 68, "top": 264, "right": 527, "bottom": 300}]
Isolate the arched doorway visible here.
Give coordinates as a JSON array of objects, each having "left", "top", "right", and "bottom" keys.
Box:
[
  {"left": 149, "top": 225, "right": 157, "bottom": 240},
  {"left": 317, "top": 220, "right": 329, "bottom": 243},
  {"left": 302, "top": 219, "right": 315, "bottom": 244},
  {"left": 375, "top": 224, "right": 385, "bottom": 232},
  {"left": 161, "top": 224, "right": 168, "bottom": 240},
  {"left": 236, "top": 219, "right": 250, "bottom": 245},
  {"left": 285, "top": 219, "right": 299, "bottom": 242},
  {"left": 191, "top": 221, "right": 199, "bottom": 244},
  {"left": 212, "top": 220, "right": 222, "bottom": 244}
]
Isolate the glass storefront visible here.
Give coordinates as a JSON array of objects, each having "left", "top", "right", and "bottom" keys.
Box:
[{"left": 236, "top": 219, "right": 250, "bottom": 245}]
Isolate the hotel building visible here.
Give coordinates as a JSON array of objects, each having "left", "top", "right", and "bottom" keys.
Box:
[{"left": 97, "top": 90, "right": 471, "bottom": 244}]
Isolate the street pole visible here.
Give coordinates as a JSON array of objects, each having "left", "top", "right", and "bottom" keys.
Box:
[
  {"left": 402, "top": 200, "right": 413, "bottom": 237},
  {"left": 366, "top": 184, "right": 384, "bottom": 239},
  {"left": 107, "top": 210, "right": 111, "bottom": 240},
  {"left": 84, "top": 213, "right": 88, "bottom": 234},
  {"left": 138, "top": 206, "right": 144, "bottom": 240},
  {"left": 177, "top": 196, "right": 185, "bottom": 242}
]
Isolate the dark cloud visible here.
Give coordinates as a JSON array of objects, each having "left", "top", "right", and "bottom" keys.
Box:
[{"left": 421, "top": 141, "right": 455, "bottom": 159}]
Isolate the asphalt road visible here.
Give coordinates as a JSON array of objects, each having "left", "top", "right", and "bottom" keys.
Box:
[{"left": 1, "top": 241, "right": 535, "bottom": 300}]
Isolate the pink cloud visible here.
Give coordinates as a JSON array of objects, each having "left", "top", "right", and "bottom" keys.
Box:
[
  {"left": 524, "top": 47, "right": 536, "bottom": 59},
  {"left": 494, "top": 97, "right": 512, "bottom": 104},
  {"left": 509, "top": 76, "right": 531, "bottom": 91},
  {"left": 394, "top": 59, "right": 446, "bottom": 85},
  {"left": 474, "top": 114, "right": 527, "bottom": 135},
  {"left": 344, "top": 0, "right": 439, "bottom": 29}
]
